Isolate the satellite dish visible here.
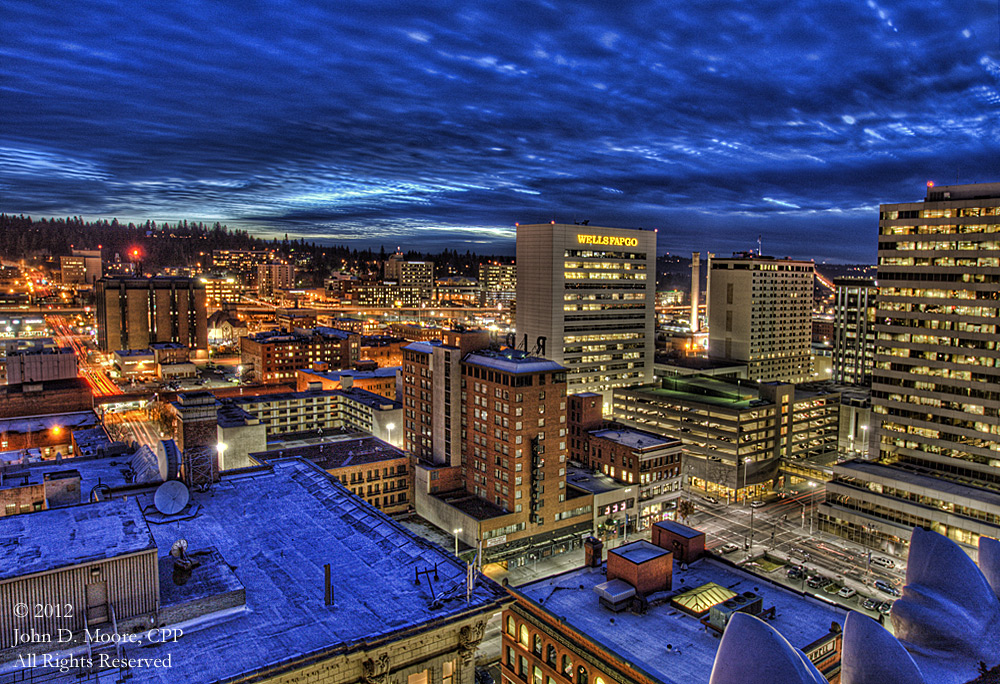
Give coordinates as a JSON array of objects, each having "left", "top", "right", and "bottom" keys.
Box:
[{"left": 154, "top": 480, "right": 190, "bottom": 515}]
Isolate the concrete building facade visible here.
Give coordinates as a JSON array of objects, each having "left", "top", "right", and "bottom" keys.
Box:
[
  {"left": 613, "top": 376, "right": 840, "bottom": 502},
  {"left": 820, "top": 182, "right": 1000, "bottom": 556},
  {"left": 516, "top": 223, "right": 656, "bottom": 410},
  {"left": 95, "top": 276, "right": 208, "bottom": 354},
  {"left": 708, "top": 256, "right": 814, "bottom": 383},
  {"left": 831, "top": 277, "right": 877, "bottom": 386}
]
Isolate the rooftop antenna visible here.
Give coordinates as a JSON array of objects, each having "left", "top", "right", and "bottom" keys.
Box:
[
  {"left": 757, "top": 235, "right": 762, "bottom": 257},
  {"left": 154, "top": 480, "right": 190, "bottom": 515}
]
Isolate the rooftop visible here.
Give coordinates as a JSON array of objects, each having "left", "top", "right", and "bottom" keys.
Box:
[
  {"left": 403, "top": 340, "right": 449, "bottom": 354},
  {"left": 68, "top": 425, "right": 115, "bottom": 457},
  {"left": 0, "top": 498, "right": 156, "bottom": 581},
  {"left": 114, "top": 348, "right": 155, "bottom": 357},
  {"left": 630, "top": 376, "right": 761, "bottom": 409},
  {"left": 515, "top": 557, "right": 847, "bottom": 684},
  {"left": 0, "top": 410, "right": 99, "bottom": 436},
  {"left": 300, "top": 366, "right": 400, "bottom": 381},
  {"left": 0, "top": 447, "right": 162, "bottom": 497},
  {"left": 591, "top": 427, "right": 680, "bottom": 451},
  {"left": 653, "top": 520, "right": 705, "bottom": 540},
  {"left": 464, "top": 349, "right": 565, "bottom": 375},
  {"left": 126, "top": 459, "right": 507, "bottom": 682},
  {"left": 834, "top": 459, "right": 1000, "bottom": 511},
  {"left": 253, "top": 436, "right": 406, "bottom": 469},
  {"left": 609, "top": 540, "right": 670, "bottom": 564},
  {"left": 435, "top": 489, "right": 510, "bottom": 520},
  {"left": 565, "top": 466, "right": 625, "bottom": 496}
]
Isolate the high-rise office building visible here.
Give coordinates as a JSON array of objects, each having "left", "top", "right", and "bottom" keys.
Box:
[
  {"left": 479, "top": 262, "right": 516, "bottom": 305},
  {"left": 820, "top": 182, "right": 1000, "bottom": 555},
  {"left": 516, "top": 223, "right": 655, "bottom": 409},
  {"left": 60, "top": 249, "right": 102, "bottom": 284},
  {"left": 257, "top": 263, "right": 295, "bottom": 296},
  {"left": 831, "top": 277, "right": 877, "bottom": 386},
  {"left": 96, "top": 277, "right": 208, "bottom": 353},
  {"left": 385, "top": 252, "right": 435, "bottom": 300},
  {"left": 708, "top": 255, "right": 814, "bottom": 383}
]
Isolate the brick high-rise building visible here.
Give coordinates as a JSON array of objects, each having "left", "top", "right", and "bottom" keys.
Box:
[
  {"left": 95, "top": 276, "right": 208, "bottom": 353},
  {"left": 402, "top": 329, "right": 492, "bottom": 465},
  {"left": 240, "top": 327, "right": 361, "bottom": 384},
  {"left": 406, "top": 337, "right": 597, "bottom": 565},
  {"left": 708, "top": 255, "right": 814, "bottom": 383}
]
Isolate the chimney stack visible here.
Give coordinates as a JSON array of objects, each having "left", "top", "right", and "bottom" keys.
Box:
[{"left": 584, "top": 536, "right": 604, "bottom": 567}]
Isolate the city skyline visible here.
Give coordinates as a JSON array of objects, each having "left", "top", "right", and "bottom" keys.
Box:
[{"left": 2, "top": 1, "right": 999, "bottom": 261}]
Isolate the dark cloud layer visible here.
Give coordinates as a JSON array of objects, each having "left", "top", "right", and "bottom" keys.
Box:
[{"left": 1, "top": 0, "right": 998, "bottom": 261}]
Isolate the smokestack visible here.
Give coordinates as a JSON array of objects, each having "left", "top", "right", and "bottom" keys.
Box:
[
  {"left": 705, "top": 252, "right": 715, "bottom": 335},
  {"left": 690, "top": 253, "right": 701, "bottom": 333}
]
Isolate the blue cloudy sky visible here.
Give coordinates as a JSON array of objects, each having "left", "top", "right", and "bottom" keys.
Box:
[{"left": 1, "top": 0, "right": 998, "bottom": 261}]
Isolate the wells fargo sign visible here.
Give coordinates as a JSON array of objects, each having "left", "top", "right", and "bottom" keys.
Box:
[{"left": 577, "top": 234, "right": 639, "bottom": 247}]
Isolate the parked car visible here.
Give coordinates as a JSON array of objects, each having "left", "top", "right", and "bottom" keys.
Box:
[
  {"left": 475, "top": 669, "right": 495, "bottom": 684},
  {"left": 837, "top": 586, "right": 857, "bottom": 599},
  {"left": 703, "top": 496, "right": 720, "bottom": 505},
  {"left": 872, "top": 556, "right": 895, "bottom": 568},
  {"left": 806, "top": 574, "right": 827, "bottom": 588},
  {"left": 861, "top": 597, "right": 879, "bottom": 611},
  {"left": 874, "top": 580, "right": 901, "bottom": 597},
  {"left": 750, "top": 500, "right": 765, "bottom": 509},
  {"left": 878, "top": 601, "right": 893, "bottom": 615},
  {"left": 720, "top": 542, "right": 740, "bottom": 554},
  {"left": 787, "top": 566, "right": 804, "bottom": 580}
]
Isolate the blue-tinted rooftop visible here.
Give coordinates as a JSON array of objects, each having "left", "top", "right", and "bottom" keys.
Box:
[
  {"left": 464, "top": 350, "right": 565, "bottom": 375},
  {"left": 592, "top": 428, "right": 680, "bottom": 450},
  {"left": 0, "top": 410, "right": 99, "bottom": 436},
  {"left": 515, "top": 556, "right": 847, "bottom": 684},
  {"left": 0, "top": 498, "right": 156, "bottom": 581},
  {"left": 300, "top": 366, "right": 400, "bottom": 381},
  {"left": 127, "top": 459, "right": 508, "bottom": 682}
]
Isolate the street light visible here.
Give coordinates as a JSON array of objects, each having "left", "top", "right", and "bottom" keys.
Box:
[
  {"left": 386, "top": 422, "right": 395, "bottom": 446},
  {"left": 808, "top": 482, "right": 817, "bottom": 534},
  {"left": 453, "top": 528, "right": 462, "bottom": 557},
  {"left": 742, "top": 457, "right": 752, "bottom": 506}
]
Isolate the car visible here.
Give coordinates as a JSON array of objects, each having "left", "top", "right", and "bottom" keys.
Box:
[
  {"left": 703, "top": 496, "right": 719, "bottom": 505},
  {"left": 475, "top": 669, "right": 495, "bottom": 684},
  {"left": 874, "top": 580, "right": 900, "bottom": 597},
  {"left": 861, "top": 597, "right": 879, "bottom": 611},
  {"left": 787, "top": 566, "right": 804, "bottom": 580},
  {"left": 837, "top": 587, "right": 857, "bottom": 599},
  {"left": 750, "top": 500, "right": 765, "bottom": 509},
  {"left": 720, "top": 542, "right": 740, "bottom": 554},
  {"left": 871, "top": 556, "right": 895, "bottom": 568},
  {"left": 878, "top": 601, "right": 893, "bottom": 615},
  {"left": 806, "top": 574, "right": 827, "bottom": 588}
]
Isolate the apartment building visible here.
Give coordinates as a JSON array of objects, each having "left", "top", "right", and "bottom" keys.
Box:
[{"left": 240, "top": 327, "right": 360, "bottom": 384}]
